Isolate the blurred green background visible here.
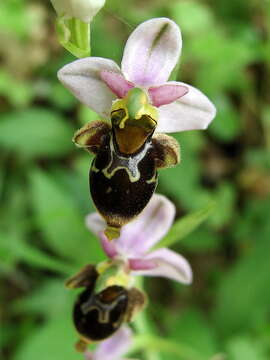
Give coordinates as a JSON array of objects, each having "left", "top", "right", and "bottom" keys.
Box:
[{"left": 1, "top": 0, "right": 270, "bottom": 359}]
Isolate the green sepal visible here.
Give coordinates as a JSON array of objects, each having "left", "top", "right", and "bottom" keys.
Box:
[{"left": 56, "top": 16, "right": 90, "bottom": 58}]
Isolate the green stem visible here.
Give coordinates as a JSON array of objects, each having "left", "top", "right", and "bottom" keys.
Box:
[
  {"left": 56, "top": 17, "right": 91, "bottom": 58},
  {"left": 132, "top": 277, "right": 161, "bottom": 360},
  {"left": 130, "top": 278, "right": 206, "bottom": 360},
  {"left": 133, "top": 312, "right": 161, "bottom": 360}
]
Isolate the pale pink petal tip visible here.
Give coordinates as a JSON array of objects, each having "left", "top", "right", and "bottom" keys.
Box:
[
  {"left": 57, "top": 57, "right": 120, "bottom": 119},
  {"left": 100, "top": 232, "right": 118, "bottom": 258},
  {"left": 100, "top": 70, "right": 134, "bottom": 99},
  {"left": 85, "top": 213, "right": 106, "bottom": 236},
  {"left": 122, "top": 18, "right": 182, "bottom": 86},
  {"left": 94, "top": 326, "right": 133, "bottom": 360},
  {"left": 149, "top": 84, "right": 189, "bottom": 107},
  {"left": 116, "top": 194, "right": 176, "bottom": 256},
  {"left": 84, "top": 351, "right": 93, "bottom": 360},
  {"left": 156, "top": 82, "right": 217, "bottom": 133},
  {"left": 132, "top": 248, "right": 193, "bottom": 284}
]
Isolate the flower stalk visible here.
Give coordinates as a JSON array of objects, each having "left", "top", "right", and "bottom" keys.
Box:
[{"left": 56, "top": 17, "right": 91, "bottom": 58}]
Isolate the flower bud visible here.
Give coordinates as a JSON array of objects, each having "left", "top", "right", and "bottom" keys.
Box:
[{"left": 51, "top": 0, "right": 105, "bottom": 23}]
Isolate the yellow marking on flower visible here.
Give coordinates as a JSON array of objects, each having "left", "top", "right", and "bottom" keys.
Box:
[
  {"left": 111, "top": 88, "right": 158, "bottom": 129},
  {"left": 96, "top": 260, "right": 112, "bottom": 275},
  {"left": 104, "top": 226, "right": 121, "bottom": 241}
]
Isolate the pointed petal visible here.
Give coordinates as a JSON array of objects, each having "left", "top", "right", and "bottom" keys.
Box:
[
  {"left": 93, "top": 326, "right": 133, "bottom": 360},
  {"left": 149, "top": 84, "right": 188, "bottom": 107},
  {"left": 131, "top": 248, "right": 193, "bottom": 284},
  {"left": 156, "top": 82, "right": 216, "bottom": 133},
  {"left": 99, "top": 232, "right": 118, "bottom": 258},
  {"left": 100, "top": 70, "right": 134, "bottom": 99},
  {"left": 115, "top": 194, "right": 176, "bottom": 257},
  {"left": 85, "top": 213, "right": 118, "bottom": 258},
  {"left": 121, "top": 18, "right": 181, "bottom": 86},
  {"left": 58, "top": 57, "right": 120, "bottom": 118}
]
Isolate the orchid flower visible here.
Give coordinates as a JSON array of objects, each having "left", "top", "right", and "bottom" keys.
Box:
[
  {"left": 58, "top": 17, "right": 216, "bottom": 133},
  {"left": 84, "top": 326, "right": 135, "bottom": 360},
  {"left": 86, "top": 194, "right": 192, "bottom": 284}
]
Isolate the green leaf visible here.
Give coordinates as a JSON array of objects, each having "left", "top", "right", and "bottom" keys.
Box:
[
  {"left": 49, "top": 82, "right": 77, "bottom": 110},
  {"left": 155, "top": 202, "right": 215, "bottom": 249},
  {"left": 171, "top": 1, "right": 214, "bottom": 35},
  {"left": 165, "top": 308, "right": 219, "bottom": 358},
  {"left": 78, "top": 104, "right": 101, "bottom": 126},
  {"left": 0, "top": 70, "right": 33, "bottom": 107},
  {"left": 14, "top": 279, "right": 76, "bottom": 319},
  {"left": 29, "top": 169, "right": 104, "bottom": 264},
  {"left": 13, "top": 314, "right": 81, "bottom": 360},
  {"left": 0, "top": 108, "right": 74, "bottom": 158},
  {"left": 0, "top": 232, "right": 74, "bottom": 275},
  {"left": 180, "top": 228, "right": 221, "bottom": 252},
  {"left": 214, "top": 217, "right": 270, "bottom": 335},
  {"left": 209, "top": 95, "right": 241, "bottom": 142},
  {"left": 226, "top": 336, "right": 268, "bottom": 360},
  {"left": 209, "top": 182, "right": 236, "bottom": 228}
]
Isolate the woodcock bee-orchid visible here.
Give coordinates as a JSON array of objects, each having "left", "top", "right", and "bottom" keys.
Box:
[
  {"left": 66, "top": 263, "right": 146, "bottom": 352},
  {"left": 74, "top": 88, "right": 180, "bottom": 240}
]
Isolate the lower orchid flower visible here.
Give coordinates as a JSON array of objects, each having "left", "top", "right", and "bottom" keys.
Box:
[
  {"left": 66, "top": 194, "right": 191, "bottom": 350},
  {"left": 86, "top": 194, "right": 192, "bottom": 285},
  {"left": 84, "top": 326, "right": 135, "bottom": 360}
]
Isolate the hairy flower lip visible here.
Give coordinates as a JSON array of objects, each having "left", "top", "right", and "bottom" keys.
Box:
[
  {"left": 58, "top": 17, "right": 216, "bottom": 133},
  {"left": 86, "top": 194, "right": 193, "bottom": 285}
]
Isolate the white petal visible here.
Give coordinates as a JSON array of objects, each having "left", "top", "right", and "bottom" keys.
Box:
[
  {"left": 51, "top": 0, "right": 72, "bottom": 17},
  {"left": 93, "top": 326, "right": 133, "bottom": 360},
  {"left": 131, "top": 248, "right": 193, "bottom": 284},
  {"left": 121, "top": 18, "right": 181, "bottom": 86},
  {"left": 156, "top": 82, "right": 216, "bottom": 133},
  {"left": 85, "top": 212, "right": 106, "bottom": 235},
  {"left": 70, "top": 0, "right": 105, "bottom": 23},
  {"left": 58, "top": 57, "right": 120, "bottom": 118},
  {"left": 115, "top": 194, "right": 176, "bottom": 257},
  {"left": 51, "top": 0, "right": 105, "bottom": 23}
]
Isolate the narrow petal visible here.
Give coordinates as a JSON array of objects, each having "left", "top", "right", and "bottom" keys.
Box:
[
  {"left": 121, "top": 18, "right": 181, "bottom": 86},
  {"left": 58, "top": 57, "right": 120, "bottom": 118},
  {"left": 93, "top": 326, "right": 133, "bottom": 360},
  {"left": 148, "top": 84, "right": 188, "bottom": 107},
  {"left": 100, "top": 70, "right": 134, "bottom": 99},
  {"left": 115, "top": 194, "right": 176, "bottom": 257},
  {"left": 86, "top": 213, "right": 118, "bottom": 258},
  {"left": 99, "top": 232, "right": 118, "bottom": 258},
  {"left": 156, "top": 82, "right": 216, "bottom": 133},
  {"left": 131, "top": 248, "right": 193, "bottom": 284},
  {"left": 85, "top": 352, "right": 93, "bottom": 360}
]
